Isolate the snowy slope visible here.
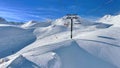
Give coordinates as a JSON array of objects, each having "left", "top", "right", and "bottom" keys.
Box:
[
  {"left": 75, "top": 27, "right": 120, "bottom": 67},
  {"left": 21, "top": 20, "right": 51, "bottom": 29},
  {"left": 98, "top": 14, "right": 120, "bottom": 27},
  {"left": 34, "top": 16, "right": 112, "bottom": 39},
  {"left": 0, "top": 15, "right": 120, "bottom": 68},
  {"left": 16, "top": 26, "right": 120, "bottom": 68},
  {"left": 0, "top": 25, "right": 36, "bottom": 58},
  {"left": 1, "top": 40, "right": 117, "bottom": 68},
  {"left": 53, "top": 16, "right": 112, "bottom": 28},
  {"left": 54, "top": 40, "right": 116, "bottom": 68}
]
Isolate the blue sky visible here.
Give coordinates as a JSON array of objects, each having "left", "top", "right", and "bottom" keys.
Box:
[{"left": 0, "top": 0, "right": 120, "bottom": 22}]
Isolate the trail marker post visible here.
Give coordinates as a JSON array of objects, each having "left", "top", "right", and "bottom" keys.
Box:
[{"left": 66, "top": 14, "right": 78, "bottom": 39}]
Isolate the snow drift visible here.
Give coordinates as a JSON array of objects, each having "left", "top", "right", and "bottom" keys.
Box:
[{"left": 0, "top": 15, "right": 120, "bottom": 68}]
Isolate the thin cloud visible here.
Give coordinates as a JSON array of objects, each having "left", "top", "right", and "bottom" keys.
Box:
[
  {"left": 0, "top": 6, "right": 66, "bottom": 22},
  {"left": 0, "top": 7, "right": 52, "bottom": 22}
]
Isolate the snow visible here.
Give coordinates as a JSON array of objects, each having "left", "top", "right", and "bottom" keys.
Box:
[
  {"left": 0, "top": 17, "right": 8, "bottom": 24},
  {"left": 0, "top": 15, "right": 120, "bottom": 68},
  {"left": 25, "top": 52, "right": 61, "bottom": 68},
  {"left": 21, "top": 20, "right": 37, "bottom": 28},
  {"left": 21, "top": 20, "right": 51, "bottom": 29},
  {"left": 0, "top": 26, "right": 36, "bottom": 58},
  {"left": 1, "top": 52, "right": 60, "bottom": 68},
  {"left": 34, "top": 25, "right": 68, "bottom": 39},
  {"left": 75, "top": 27, "right": 120, "bottom": 67},
  {"left": 7, "top": 55, "right": 40, "bottom": 68},
  {"left": 98, "top": 14, "right": 120, "bottom": 27},
  {"left": 0, "top": 24, "right": 14, "bottom": 26},
  {"left": 0, "top": 17, "right": 23, "bottom": 25},
  {"left": 54, "top": 40, "right": 116, "bottom": 68}
]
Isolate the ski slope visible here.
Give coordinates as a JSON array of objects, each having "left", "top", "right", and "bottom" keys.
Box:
[{"left": 0, "top": 15, "right": 120, "bottom": 68}]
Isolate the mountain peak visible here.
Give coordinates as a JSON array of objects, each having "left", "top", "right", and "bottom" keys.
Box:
[
  {"left": 52, "top": 15, "right": 97, "bottom": 27},
  {"left": 0, "top": 17, "right": 8, "bottom": 24},
  {"left": 99, "top": 14, "right": 120, "bottom": 26}
]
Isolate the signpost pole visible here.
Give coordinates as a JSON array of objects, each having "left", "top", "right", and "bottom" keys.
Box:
[
  {"left": 66, "top": 14, "right": 78, "bottom": 39},
  {"left": 71, "top": 19, "right": 73, "bottom": 39}
]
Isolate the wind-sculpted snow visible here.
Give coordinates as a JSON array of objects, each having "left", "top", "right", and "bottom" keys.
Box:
[
  {"left": 0, "top": 15, "right": 120, "bottom": 68},
  {"left": 7, "top": 55, "right": 40, "bottom": 68},
  {"left": 54, "top": 40, "right": 116, "bottom": 68},
  {"left": 0, "top": 52, "right": 61, "bottom": 68},
  {"left": 1, "top": 40, "right": 117, "bottom": 68},
  {"left": 75, "top": 27, "right": 120, "bottom": 67}
]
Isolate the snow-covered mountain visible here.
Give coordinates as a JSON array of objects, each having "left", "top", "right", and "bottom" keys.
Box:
[
  {"left": 33, "top": 16, "right": 112, "bottom": 39},
  {"left": 0, "top": 17, "right": 8, "bottom": 24},
  {"left": 21, "top": 20, "right": 51, "bottom": 29},
  {"left": 52, "top": 16, "right": 111, "bottom": 28},
  {"left": 98, "top": 14, "right": 120, "bottom": 27},
  {"left": 0, "top": 26, "right": 36, "bottom": 58},
  {"left": 0, "top": 15, "right": 120, "bottom": 68},
  {"left": 0, "top": 17, "right": 23, "bottom": 26}
]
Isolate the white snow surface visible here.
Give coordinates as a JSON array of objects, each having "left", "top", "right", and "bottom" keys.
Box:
[
  {"left": 21, "top": 20, "right": 51, "bottom": 29},
  {"left": 0, "top": 24, "right": 36, "bottom": 58},
  {"left": 0, "top": 15, "right": 120, "bottom": 68},
  {"left": 98, "top": 14, "right": 120, "bottom": 27}
]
